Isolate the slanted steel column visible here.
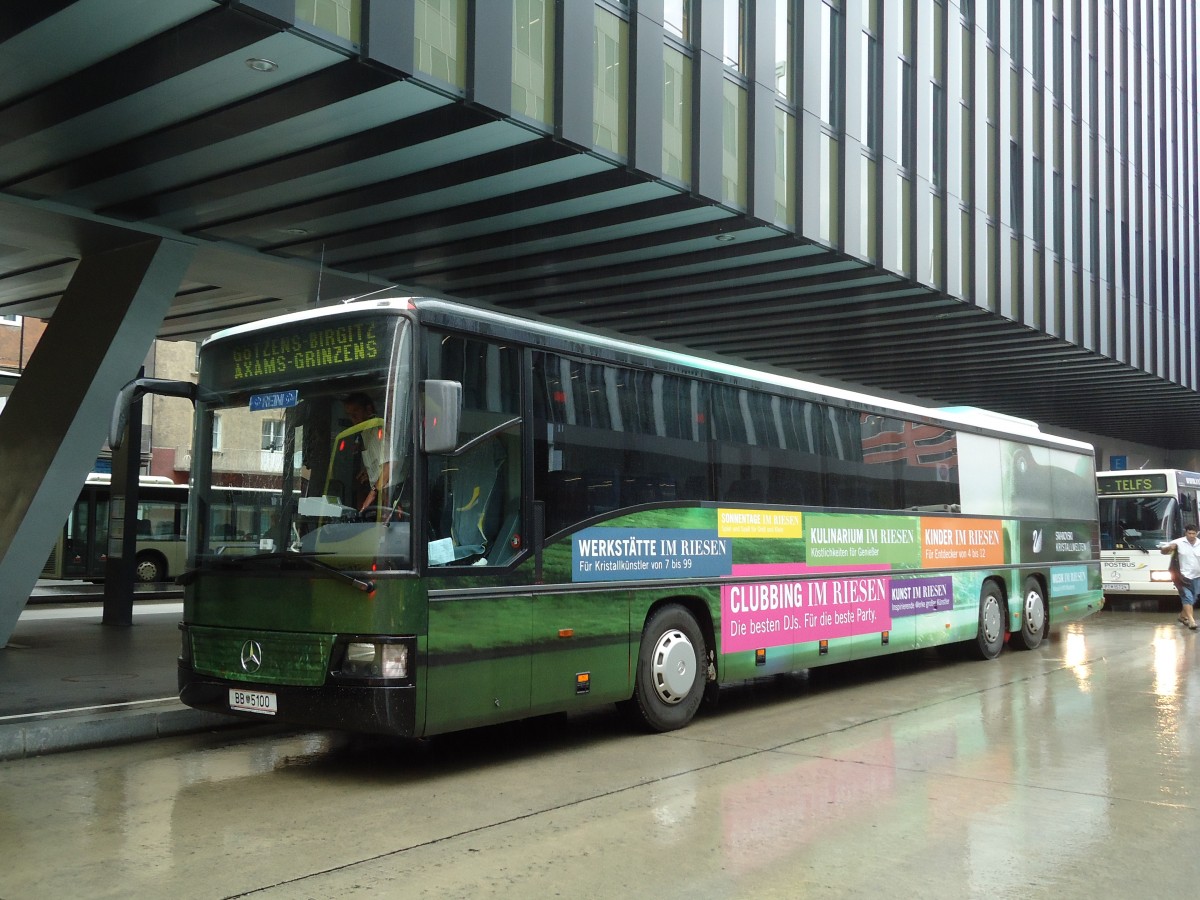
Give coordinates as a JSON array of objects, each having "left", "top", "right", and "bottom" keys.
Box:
[{"left": 0, "top": 238, "right": 193, "bottom": 647}]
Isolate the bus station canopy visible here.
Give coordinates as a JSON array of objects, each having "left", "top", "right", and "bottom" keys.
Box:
[{"left": 0, "top": 2, "right": 1196, "bottom": 451}]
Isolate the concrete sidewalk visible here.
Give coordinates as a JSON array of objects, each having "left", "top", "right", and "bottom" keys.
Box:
[{"left": 0, "top": 583, "right": 252, "bottom": 760}]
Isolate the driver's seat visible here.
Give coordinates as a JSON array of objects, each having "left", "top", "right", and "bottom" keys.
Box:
[{"left": 441, "top": 439, "right": 507, "bottom": 561}]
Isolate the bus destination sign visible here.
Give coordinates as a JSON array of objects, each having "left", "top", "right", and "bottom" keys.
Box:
[
  {"left": 206, "top": 316, "right": 391, "bottom": 390},
  {"left": 1096, "top": 474, "right": 1167, "bottom": 495},
  {"left": 249, "top": 390, "right": 299, "bottom": 411}
]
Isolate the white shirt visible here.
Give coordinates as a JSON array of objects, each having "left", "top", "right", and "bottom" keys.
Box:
[
  {"left": 360, "top": 426, "right": 386, "bottom": 486},
  {"left": 1169, "top": 535, "right": 1200, "bottom": 580}
]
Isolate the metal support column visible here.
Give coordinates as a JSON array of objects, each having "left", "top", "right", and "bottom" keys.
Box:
[{"left": 0, "top": 238, "right": 193, "bottom": 647}]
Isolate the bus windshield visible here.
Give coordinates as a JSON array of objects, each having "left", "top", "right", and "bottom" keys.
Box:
[
  {"left": 190, "top": 312, "right": 414, "bottom": 572},
  {"left": 1099, "top": 496, "right": 1176, "bottom": 551}
]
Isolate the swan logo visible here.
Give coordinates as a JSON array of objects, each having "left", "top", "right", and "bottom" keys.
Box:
[{"left": 1031, "top": 529, "right": 1044, "bottom": 554}]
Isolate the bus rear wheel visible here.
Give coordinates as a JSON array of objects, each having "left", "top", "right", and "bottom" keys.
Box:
[
  {"left": 627, "top": 604, "right": 707, "bottom": 733},
  {"left": 134, "top": 552, "right": 165, "bottom": 583},
  {"left": 1010, "top": 576, "right": 1047, "bottom": 650},
  {"left": 972, "top": 582, "right": 1006, "bottom": 660}
]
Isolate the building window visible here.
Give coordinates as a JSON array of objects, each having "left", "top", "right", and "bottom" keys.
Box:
[
  {"left": 930, "top": 193, "right": 944, "bottom": 287},
  {"left": 819, "top": 134, "right": 840, "bottom": 245},
  {"left": 897, "top": 0, "right": 914, "bottom": 172},
  {"left": 1032, "top": 159, "right": 1044, "bottom": 244},
  {"left": 960, "top": 206, "right": 973, "bottom": 297},
  {"left": 663, "top": 46, "right": 692, "bottom": 183},
  {"left": 958, "top": 11, "right": 974, "bottom": 212},
  {"left": 775, "top": 107, "right": 795, "bottom": 227},
  {"left": 775, "top": 1, "right": 794, "bottom": 99},
  {"left": 1010, "top": 0, "right": 1023, "bottom": 66},
  {"left": 414, "top": 0, "right": 466, "bottom": 88},
  {"left": 0, "top": 315, "right": 19, "bottom": 325},
  {"left": 295, "top": 0, "right": 360, "bottom": 44},
  {"left": 820, "top": 1, "right": 842, "bottom": 128},
  {"left": 1010, "top": 142, "right": 1023, "bottom": 227},
  {"left": 723, "top": 0, "right": 746, "bottom": 72},
  {"left": 261, "top": 419, "right": 284, "bottom": 453},
  {"left": 211, "top": 414, "right": 223, "bottom": 453},
  {"left": 861, "top": 155, "right": 878, "bottom": 263},
  {"left": 664, "top": 0, "right": 691, "bottom": 43},
  {"left": 895, "top": 171, "right": 912, "bottom": 274},
  {"left": 512, "top": 0, "right": 555, "bottom": 125},
  {"left": 862, "top": 6, "right": 880, "bottom": 153},
  {"left": 1032, "top": 0, "right": 1044, "bottom": 84},
  {"left": 593, "top": 6, "right": 629, "bottom": 157},
  {"left": 722, "top": 79, "right": 747, "bottom": 208},
  {"left": 931, "top": 1, "right": 945, "bottom": 191},
  {"left": 931, "top": 85, "right": 945, "bottom": 189},
  {"left": 898, "top": 58, "right": 914, "bottom": 171}
]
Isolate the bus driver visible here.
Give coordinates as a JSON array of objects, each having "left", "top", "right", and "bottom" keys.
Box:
[{"left": 343, "top": 393, "right": 392, "bottom": 514}]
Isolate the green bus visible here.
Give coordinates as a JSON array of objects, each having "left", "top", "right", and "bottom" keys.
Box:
[{"left": 115, "top": 297, "right": 1103, "bottom": 736}]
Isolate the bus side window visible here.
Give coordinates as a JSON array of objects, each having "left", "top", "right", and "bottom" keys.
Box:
[
  {"left": 424, "top": 331, "right": 523, "bottom": 567},
  {"left": 532, "top": 352, "right": 707, "bottom": 535}
]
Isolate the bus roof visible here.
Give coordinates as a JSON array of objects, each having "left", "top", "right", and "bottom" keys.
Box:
[
  {"left": 205, "top": 296, "right": 1093, "bottom": 455},
  {"left": 86, "top": 473, "right": 181, "bottom": 486}
]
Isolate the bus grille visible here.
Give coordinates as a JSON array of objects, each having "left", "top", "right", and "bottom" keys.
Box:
[{"left": 189, "top": 626, "right": 333, "bottom": 687}]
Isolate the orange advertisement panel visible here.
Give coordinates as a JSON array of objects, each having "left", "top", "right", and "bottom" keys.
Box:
[{"left": 920, "top": 517, "right": 1005, "bottom": 567}]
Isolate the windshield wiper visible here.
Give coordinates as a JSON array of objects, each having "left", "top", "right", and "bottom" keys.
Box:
[{"left": 178, "top": 551, "right": 375, "bottom": 593}]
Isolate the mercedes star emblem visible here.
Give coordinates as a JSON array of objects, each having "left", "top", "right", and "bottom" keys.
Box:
[{"left": 240, "top": 639, "right": 263, "bottom": 673}]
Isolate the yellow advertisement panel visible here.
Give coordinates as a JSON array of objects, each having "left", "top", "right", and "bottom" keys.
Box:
[{"left": 717, "top": 508, "right": 803, "bottom": 539}]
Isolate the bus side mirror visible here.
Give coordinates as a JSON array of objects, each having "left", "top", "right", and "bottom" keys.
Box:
[{"left": 421, "top": 380, "right": 462, "bottom": 455}]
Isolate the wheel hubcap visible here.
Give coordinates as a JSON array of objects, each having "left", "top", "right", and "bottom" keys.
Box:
[
  {"left": 1024, "top": 591, "right": 1045, "bottom": 635},
  {"left": 651, "top": 629, "right": 695, "bottom": 704},
  {"left": 982, "top": 597, "right": 1002, "bottom": 644}
]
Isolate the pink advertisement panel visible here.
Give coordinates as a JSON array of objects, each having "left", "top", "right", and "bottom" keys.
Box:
[{"left": 721, "top": 575, "right": 892, "bottom": 653}]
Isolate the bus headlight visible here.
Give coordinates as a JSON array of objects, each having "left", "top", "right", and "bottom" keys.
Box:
[
  {"left": 380, "top": 644, "right": 409, "bottom": 678},
  {"left": 335, "top": 639, "right": 411, "bottom": 680},
  {"left": 1150, "top": 571, "right": 1175, "bottom": 582}
]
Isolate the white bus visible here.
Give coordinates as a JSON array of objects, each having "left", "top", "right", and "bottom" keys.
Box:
[
  {"left": 1097, "top": 469, "right": 1200, "bottom": 597},
  {"left": 41, "top": 475, "right": 286, "bottom": 583}
]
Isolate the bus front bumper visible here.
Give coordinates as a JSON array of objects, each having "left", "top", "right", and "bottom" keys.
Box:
[{"left": 178, "top": 664, "right": 418, "bottom": 738}]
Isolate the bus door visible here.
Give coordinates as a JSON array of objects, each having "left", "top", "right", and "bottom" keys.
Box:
[{"left": 62, "top": 493, "right": 94, "bottom": 578}]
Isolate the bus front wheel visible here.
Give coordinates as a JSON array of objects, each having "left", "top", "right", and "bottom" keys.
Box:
[
  {"left": 628, "top": 604, "right": 707, "bottom": 733},
  {"left": 134, "top": 552, "right": 165, "bottom": 583},
  {"left": 972, "top": 582, "right": 1006, "bottom": 660},
  {"left": 1010, "top": 576, "right": 1047, "bottom": 650}
]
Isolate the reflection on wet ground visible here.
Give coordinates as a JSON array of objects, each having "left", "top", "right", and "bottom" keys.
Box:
[{"left": 2, "top": 608, "right": 1197, "bottom": 899}]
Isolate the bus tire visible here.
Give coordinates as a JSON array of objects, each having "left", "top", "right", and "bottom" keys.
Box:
[
  {"left": 627, "top": 604, "right": 707, "bottom": 733},
  {"left": 1010, "top": 576, "right": 1047, "bottom": 651},
  {"left": 972, "top": 582, "right": 1006, "bottom": 660},
  {"left": 134, "top": 552, "right": 166, "bottom": 583}
]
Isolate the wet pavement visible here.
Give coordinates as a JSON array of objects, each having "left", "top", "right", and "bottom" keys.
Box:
[
  {"left": 0, "top": 603, "right": 1196, "bottom": 899},
  {"left": 0, "top": 582, "right": 244, "bottom": 760}
]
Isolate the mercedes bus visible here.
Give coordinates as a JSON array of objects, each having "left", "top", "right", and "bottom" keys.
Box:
[{"left": 112, "top": 297, "right": 1103, "bottom": 737}]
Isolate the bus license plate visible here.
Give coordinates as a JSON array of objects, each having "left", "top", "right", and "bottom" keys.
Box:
[
  {"left": 229, "top": 688, "right": 277, "bottom": 715},
  {"left": 1103, "top": 583, "right": 1130, "bottom": 592}
]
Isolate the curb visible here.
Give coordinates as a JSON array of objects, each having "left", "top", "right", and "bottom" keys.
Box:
[{"left": 0, "top": 701, "right": 258, "bottom": 761}]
